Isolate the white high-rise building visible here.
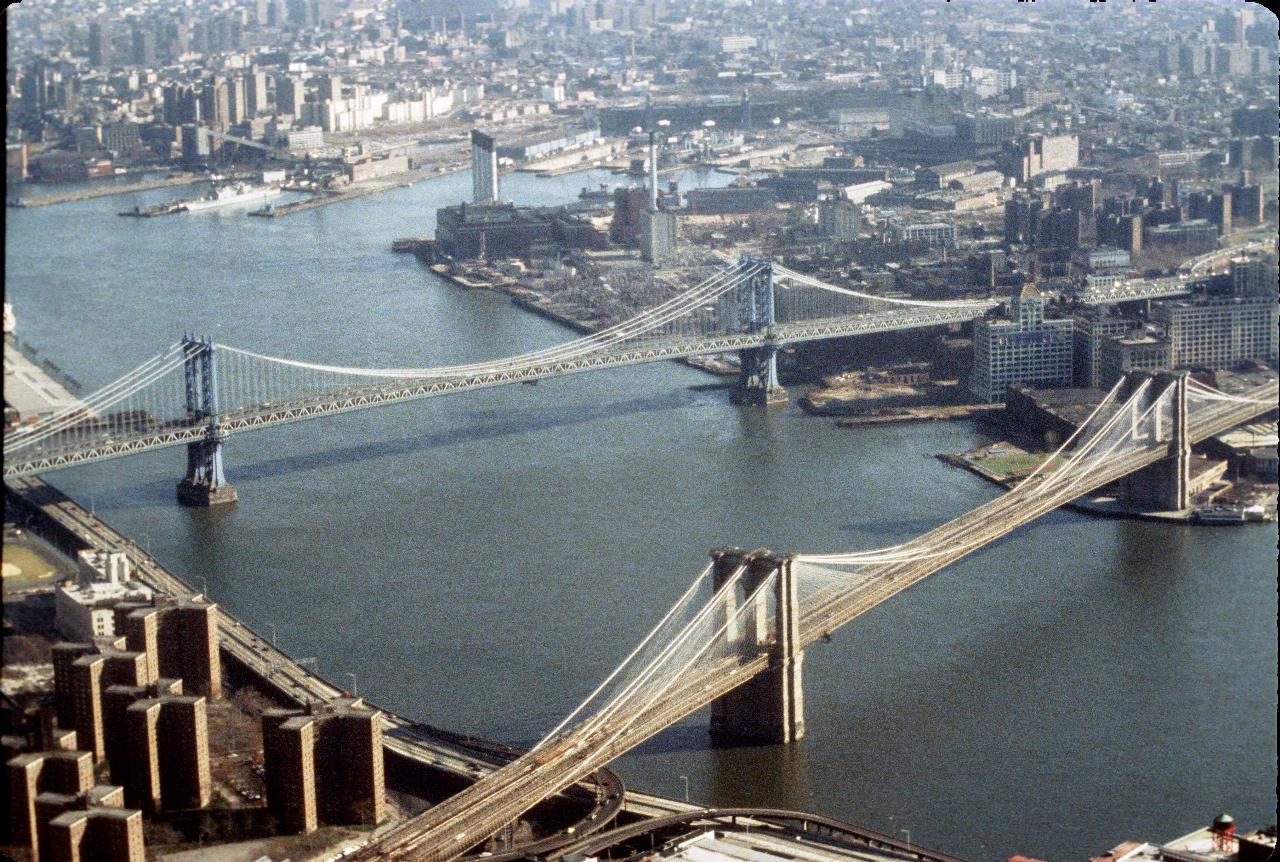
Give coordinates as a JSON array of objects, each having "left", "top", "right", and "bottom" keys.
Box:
[{"left": 971, "top": 285, "right": 1074, "bottom": 402}]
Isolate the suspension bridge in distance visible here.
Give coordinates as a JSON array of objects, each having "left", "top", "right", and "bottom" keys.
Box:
[
  {"left": 2, "top": 258, "right": 997, "bottom": 503},
  {"left": 346, "top": 371, "right": 1275, "bottom": 862}
]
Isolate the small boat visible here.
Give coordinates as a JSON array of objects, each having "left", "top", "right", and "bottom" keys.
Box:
[{"left": 1193, "top": 505, "right": 1247, "bottom": 525}]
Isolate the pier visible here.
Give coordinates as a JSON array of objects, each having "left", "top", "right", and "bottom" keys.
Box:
[{"left": 8, "top": 174, "right": 205, "bottom": 208}]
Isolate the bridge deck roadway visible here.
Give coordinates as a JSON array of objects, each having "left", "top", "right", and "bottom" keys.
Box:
[
  {"left": 4, "top": 307, "right": 988, "bottom": 477},
  {"left": 2, "top": 476, "right": 630, "bottom": 852},
  {"left": 352, "top": 383, "right": 1275, "bottom": 862}
]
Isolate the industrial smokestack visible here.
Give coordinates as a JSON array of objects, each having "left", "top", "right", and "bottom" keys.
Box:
[{"left": 648, "top": 132, "right": 659, "bottom": 211}]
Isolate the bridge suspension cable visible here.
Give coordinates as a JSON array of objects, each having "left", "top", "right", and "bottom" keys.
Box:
[
  {"left": 771, "top": 264, "right": 998, "bottom": 309},
  {"left": 215, "top": 262, "right": 764, "bottom": 380},
  {"left": 3, "top": 343, "right": 190, "bottom": 454},
  {"left": 793, "top": 376, "right": 1162, "bottom": 573}
]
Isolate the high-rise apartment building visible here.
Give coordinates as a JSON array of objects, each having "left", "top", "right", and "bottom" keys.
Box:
[
  {"left": 46, "top": 806, "right": 145, "bottom": 862},
  {"left": 276, "top": 75, "right": 305, "bottom": 118},
  {"left": 971, "top": 286, "right": 1074, "bottom": 402},
  {"left": 263, "top": 698, "right": 385, "bottom": 834},
  {"left": 7, "top": 750, "right": 95, "bottom": 854},
  {"left": 120, "top": 596, "right": 221, "bottom": 698},
  {"left": 246, "top": 71, "right": 268, "bottom": 117},
  {"left": 88, "top": 19, "right": 112, "bottom": 68},
  {"left": 124, "top": 695, "right": 211, "bottom": 812}
]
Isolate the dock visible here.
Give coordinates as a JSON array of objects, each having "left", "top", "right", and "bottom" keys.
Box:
[
  {"left": 8, "top": 174, "right": 205, "bottom": 208},
  {"left": 250, "top": 161, "right": 470, "bottom": 218}
]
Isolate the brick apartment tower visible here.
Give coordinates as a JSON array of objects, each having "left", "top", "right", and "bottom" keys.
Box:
[
  {"left": 123, "top": 695, "right": 211, "bottom": 813},
  {"left": 46, "top": 806, "right": 145, "bottom": 862},
  {"left": 101, "top": 678, "right": 183, "bottom": 789},
  {"left": 51, "top": 646, "right": 149, "bottom": 763},
  {"left": 263, "top": 698, "right": 385, "bottom": 834},
  {"left": 120, "top": 597, "right": 221, "bottom": 698},
  {"left": 7, "top": 750, "right": 93, "bottom": 857}
]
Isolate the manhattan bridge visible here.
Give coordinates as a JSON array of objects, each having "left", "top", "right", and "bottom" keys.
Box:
[{"left": 4, "top": 257, "right": 1275, "bottom": 862}]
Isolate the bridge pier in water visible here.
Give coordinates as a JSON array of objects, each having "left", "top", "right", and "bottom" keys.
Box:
[
  {"left": 732, "top": 345, "right": 788, "bottom": 407},
  {"left": 731, "top": 260, "right": 788, "bottom": 407},
  {"left": 709, "top": 547, "right": 805, "bottom": 746},
  {"left": 176, "top": 335, "right": 237, "bottom": 507},
  {"left": 1118, "top": 371, "right": 1191, "bottom": 512}
]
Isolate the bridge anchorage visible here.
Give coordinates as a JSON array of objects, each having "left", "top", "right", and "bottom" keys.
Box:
[
  {"left": 730, "top": 261, "right": 788, "bottom": 407},
  {"left": 708, "top": 548, "right": 804, "bottom": 745},
  {"left": 176, "top": 334, "right": 237, "bottom": 507}
]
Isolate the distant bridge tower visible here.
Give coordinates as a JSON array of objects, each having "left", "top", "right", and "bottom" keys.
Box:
[
  {"left": 731, "top": 260, "right": 787, "bottom": 406},
  {"left": 709, "top": 547, "right": 805, "bottom": 746},
  {"left": 176, "top": 335, "right": 237, "bottom": 507},
  {"left": 1117, "top": 370, "right": 1191, "bottom": 513}
]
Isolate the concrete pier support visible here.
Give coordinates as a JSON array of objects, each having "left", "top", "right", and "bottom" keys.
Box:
[
  {"left": 709, "top": 548, "right": 805, "bottom": 746},
  {"left": 731, "top": 346, "right": 788, "bottom": 407},
  {"left": 177, "top": 433, "right": 237, "bottom": 507},
  {"left": 177, "top": 335, "right": 236, "bottom": 507}
]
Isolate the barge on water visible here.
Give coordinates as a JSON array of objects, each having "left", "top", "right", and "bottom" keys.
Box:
[{"left": 119, "top": 201, "right": 188, "bottom": 217}]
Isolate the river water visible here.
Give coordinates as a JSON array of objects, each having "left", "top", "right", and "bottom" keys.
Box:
[{"left": 5, "top": 167, "right": 1275, "bottom": 862}]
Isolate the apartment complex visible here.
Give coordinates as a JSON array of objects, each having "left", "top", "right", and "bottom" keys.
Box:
[{"left": 263, "top": 698, "right": 385, "bottom": 835}]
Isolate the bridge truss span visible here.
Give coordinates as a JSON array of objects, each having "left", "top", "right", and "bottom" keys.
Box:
[{"left": 3, "top": 259, "right": 998, "bottom": 479}]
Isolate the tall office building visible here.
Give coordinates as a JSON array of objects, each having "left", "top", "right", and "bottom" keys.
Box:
[
  {"left": 971, "top": 285, "right": 1074, "bottom": 403},
  {"left": 471, "top": 130, "right": 499, "bottom": 203},
  {"left": 263, "top": 698, "right": 385, "bottom": 834}
]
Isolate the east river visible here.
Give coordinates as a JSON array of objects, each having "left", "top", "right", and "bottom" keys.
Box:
[{"left": 5, "top": 167, "right": 1275, "bottom": 861}]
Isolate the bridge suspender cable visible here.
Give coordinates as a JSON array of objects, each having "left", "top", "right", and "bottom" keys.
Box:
[{"left": 214, "top": 263, "right": 764, "bottom": 380}]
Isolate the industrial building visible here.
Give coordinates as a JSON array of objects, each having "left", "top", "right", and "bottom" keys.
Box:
[
  {"left": 1099, "top": 330, "right": 1174, "bottom": 388},
  {"left": 1152, "top": 292, "right": 1279, "bottom": 370},
  {"left": 1074, "top": 307, "right": 1139, "bottom": 389},
  {"left": 434, "top": 201, "right": 607, "bottom": 260},
  {"left": 971, "top": 285, "right": 1074, "bottom": 403},
  {"left": 54, "top": 550, "right": 152, "bottom": 642}
]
